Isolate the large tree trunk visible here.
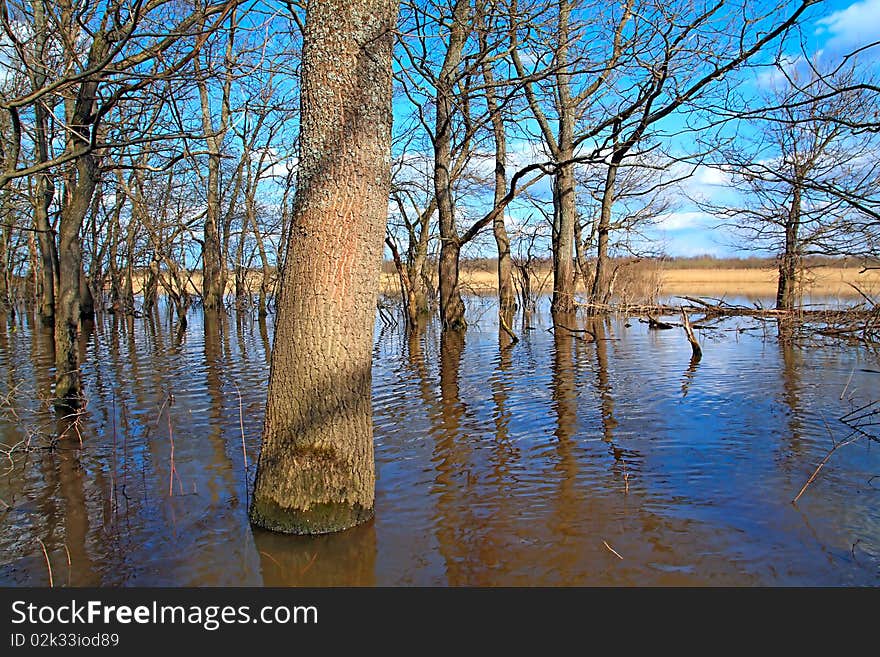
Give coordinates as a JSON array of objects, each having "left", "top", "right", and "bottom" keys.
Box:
[
  {"left": 776, "top": 182, "right": 802, "bottom": 311},
  {"left": 435, "top": 0, "right": 469, "bottom": 331},
  {"left": 250, "top": 0, "right": 398, "bottom": 535}
]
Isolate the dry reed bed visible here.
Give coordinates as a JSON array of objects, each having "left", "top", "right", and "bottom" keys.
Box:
[{"left": 380, "top": 265, "right": 880, "bottom": 300}]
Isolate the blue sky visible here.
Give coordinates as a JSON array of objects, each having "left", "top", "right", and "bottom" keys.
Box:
[
  {"left": 387, "top": 0, "right": 880, "bottom": 260},
  {"left": 642, "top": 0, "right": 880, "bottom": 257}
]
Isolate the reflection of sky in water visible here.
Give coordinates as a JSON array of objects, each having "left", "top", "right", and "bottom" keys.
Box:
[{"left": 0, "top": 299, "right": 878, "bottom": 586}]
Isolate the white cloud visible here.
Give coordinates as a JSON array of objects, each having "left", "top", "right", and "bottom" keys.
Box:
[
  {"left": 694, "top": 165, "right": 730, "bottom": 187},
  {"left": 753, "top": 54, "right": 808, "bottom": 89},
  {"left": 815, "top": 0, "right": 880, "bottom": 52},
  {"left": 653, "top": 211, "right": 708, "bottom": 232}
]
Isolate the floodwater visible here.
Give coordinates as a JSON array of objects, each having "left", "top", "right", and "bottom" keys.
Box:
[{"left": 0, "top": 297, "right": 878, "bottom": 586}]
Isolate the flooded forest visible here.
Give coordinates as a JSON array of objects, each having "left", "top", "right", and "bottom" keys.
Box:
[{"left": 1, "top": 0, "right": 879, "bottom": 586}]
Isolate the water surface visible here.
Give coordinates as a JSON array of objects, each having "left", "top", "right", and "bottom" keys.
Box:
[{"left": 1, "top": 298, "right": 878, "bottom": 585}]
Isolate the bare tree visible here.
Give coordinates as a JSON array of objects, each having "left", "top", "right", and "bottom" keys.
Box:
[
  {"left": 0, "top": 0, "right": 238, "bottom": 406},
  {"left": 703, "top": 68, "right": 880, "bottom": 310},
  {"left": 511, "top": 0, "right": 817, "bottom": 316}
]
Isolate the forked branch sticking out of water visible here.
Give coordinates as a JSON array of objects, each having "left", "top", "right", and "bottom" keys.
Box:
[{"left": 681, "top": 308, "right": 702, "bottom": 361}]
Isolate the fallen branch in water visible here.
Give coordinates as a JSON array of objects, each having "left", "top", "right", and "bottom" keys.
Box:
[
  {"left": 646, "top": 315, "right": 674, "bottom": 330},
  {"left": 681, "top": 308, "right": 702, "bottom": 361},
  {"left": 792, "top": 432, "right": 861, "bottom": 504},
  {"left": 791, "top": 416, "right": 870, "bottom": 504},
  {"left": 549, "top": 324, "right": 596, "bottom": 341},
  {"left": 499, "top": 312, "right": 519, "bottom": 344}
]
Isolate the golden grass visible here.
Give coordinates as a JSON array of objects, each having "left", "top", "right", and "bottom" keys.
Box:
[
  {"left": 660, "top": 266, "right": 880, "bottom": 299},
  {"left": 132, "top": 262, "right": 880, "bottom": 303},
  {"left": 380, "top": 265, "right": 880, "bottom": 300}
]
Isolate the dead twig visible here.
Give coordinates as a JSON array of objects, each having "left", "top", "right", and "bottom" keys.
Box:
[
  {"left": 603, "top": 540, "right": 623, "bottom": 560},
  {"left": 792, "top": 420, "right": 861, "bottom": 504},
  {"left": 37, "top": 538, "right": 53, "bottom": 587},
  {"left": 300, "top": 551, "right": 319, "bottom": 575},
  {"left": 63, "top": 544, "right": 71, "bottom": 587},
  {"left": 847, "top": 282, "right": 877, "bottom": 308},
  {"left": 233, "top": 383, "right": 249, "bottom": 510}
]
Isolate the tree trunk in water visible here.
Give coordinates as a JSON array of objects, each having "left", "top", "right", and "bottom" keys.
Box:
[
  {"left": 439, "top": 238, "right": 465, "bottom": 330},
  {"left": 589, "top": 160, "right": 618, "bottom": 312},
  {"left": 551, "top": 2, "right": 576, "bottom": 317},
  {"left": 408, "top": 205, "right": 433, "bottom": 317},
  {"left": 142, "top": 257, "right": 159, "bottom": 313},
  {"left": 79, "top": 266, "right": 95, "bottom": 320},
  {"left": 479, "top": 21, "right": 515, "bottom": 321},
  {"left": 246, "top": 201, "right": 272, "bottom": 317},
  {"left": 202, "top": 155, "right": 226, "bottom": 311},
  {"left": 386, "top": 237, "right": 419, "bottom": 328},
  {"left": 31, "top": 2, "right": 57, "bottom": 326},
  {"left": 250, "top": 0, "right": 398, "bottom": 535},
  {"left": 435, "top": 0, "right": 469, "bottom": 331},
  {"left": 234, "top": 232, "right": 247, "bottom": 310},
  {"left": 27, "top": 231, "right": 39, "bottom": 303},
  {"left": 123, "top": 260, "right": 134, "bottom": 314},
  {"left": 54, "top": 153, "right": 99, "bottom": 407},
  {"left": 551, "top": 160, "right": 577, "bottom": 315},
  {"left": 34, "top": 181, "right": 57, "bottom": 325},
  {"left": 495, "top": 215, "right": 514, "bottom": 320},
  {"left": 0, "top": 217, "right": 9, "bottom": 306},
  {"left": 776, "top": 183, "right": 802, "bottom": 311}
]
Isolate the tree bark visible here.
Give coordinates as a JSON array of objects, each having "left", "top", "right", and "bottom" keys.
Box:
[
  {"left": 479, "top": 19, "right": 515, "bottom": 321},
  {"left": 54, "top": 152, "right": 99, "bottom": 406},
  {"left": 550, "top": 1, "right": 576, "bottom": 316},
  {"left": 0, "top": 206, "right": 9, "bottom": 306},
  {"left": 552, "top": 159, "right": 577, "bottom": 315},
  {"left": 250, "top": 0, "right": 398, "bottom": 534},
  {"left": 435, "top": 0, "right": 469, "bottom": 331},
  {"left": 196, "top": 24, "right": 236, "bottom": 313},
  {"left": 776, "top": 181, "right": 802, "bottom": 311},
  {"left": 31, "top": 0, "right": 58, "bottom": 325},
  {"left": 54, "top": 21, "right": 107, "bottom": 406},
  {"left": 589, "top": 158, "right": 619, "bottom": 310}
]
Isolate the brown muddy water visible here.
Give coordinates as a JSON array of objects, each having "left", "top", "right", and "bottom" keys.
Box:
[{"left": 0, "top": 297, "right": 878, "bottom": 586}]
